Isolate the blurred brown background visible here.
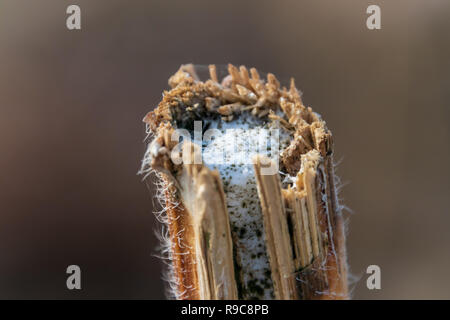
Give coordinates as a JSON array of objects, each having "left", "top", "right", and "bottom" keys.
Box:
[{"left": 0, "top": 0, "right": 449, "bottom": 299}]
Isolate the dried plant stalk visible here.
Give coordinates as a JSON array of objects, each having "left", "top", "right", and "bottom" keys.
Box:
[
  {"left": 178, "top": 162, "right": 238, "bottom": 299},
  {"left": 283, "top": 150, "right": 347, "bottom": 299},
  {"left": 140, "top": 64, "right": 348, "bottom": 300},
  {"left": 253, "top": 156, "right": 298, "bottom": 300}
]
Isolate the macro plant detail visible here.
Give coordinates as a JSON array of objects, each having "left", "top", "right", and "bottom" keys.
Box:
[{"left": 140, "top": 64, "right": 348, "bottom": 300}]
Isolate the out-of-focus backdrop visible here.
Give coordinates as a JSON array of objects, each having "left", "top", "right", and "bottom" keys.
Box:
[{"left": 0, "top": 0, "right": 449, "bottom": 299}]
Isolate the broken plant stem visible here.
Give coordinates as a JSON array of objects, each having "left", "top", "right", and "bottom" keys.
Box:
[{"left": 140, "top": 64, "right": 348, "bottom": 300}]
